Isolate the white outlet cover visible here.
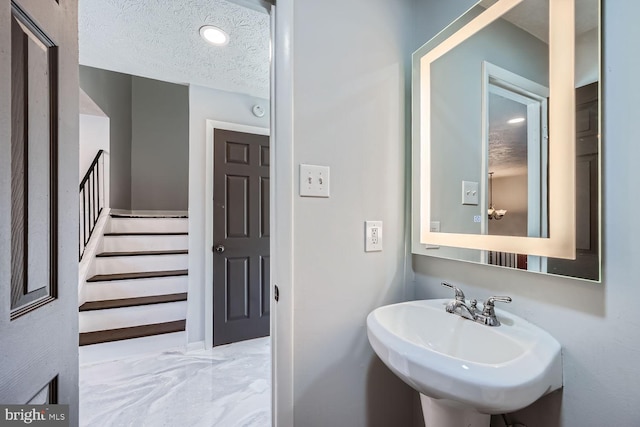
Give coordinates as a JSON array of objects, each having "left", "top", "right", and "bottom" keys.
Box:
[
  {"left": 300, "top": 164, "right": 330, "bottom": 197},
  {"left": 365, "top": 221, "right": 383, "bottom": 252}
]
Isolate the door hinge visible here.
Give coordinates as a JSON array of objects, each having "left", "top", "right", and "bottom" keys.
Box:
[{"left": 274, "top": 285, "right": 279, "bottom": 302}]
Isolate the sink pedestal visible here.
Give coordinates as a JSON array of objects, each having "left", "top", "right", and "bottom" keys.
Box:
[{"left": 420, "top": 395, "right": 490, "bottom": 427}]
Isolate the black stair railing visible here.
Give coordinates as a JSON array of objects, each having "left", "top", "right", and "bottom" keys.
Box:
[{"left": 79, "top": 150, "right": 105, "bottom": 260}]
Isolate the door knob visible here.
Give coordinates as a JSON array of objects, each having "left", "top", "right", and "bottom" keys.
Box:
[{"left": 214, "top": 245, "right": 225, "bottom": 253}]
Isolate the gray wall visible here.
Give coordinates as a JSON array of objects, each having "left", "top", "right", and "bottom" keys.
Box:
[
  {"left": 411, "top": 1, "right": 640, "bottom": 426},
  {"left": 131, "top": 76, "right": 189, "bottom": 210},
  {"left": 576, "top": 27, "right": 599, "bottom": 87},
  {"left": 80, "top": 67, "right": 189, "bottom": 210},
  {"left": 79, "top": 66, "right": 132, "bottom": 209},
  {"left": 288, "top": 0, "right": 418, "bottom": 425}
]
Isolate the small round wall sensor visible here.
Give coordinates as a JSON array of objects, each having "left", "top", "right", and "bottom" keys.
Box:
[{"left": 252, "top": 104, "right": 265, "bottom": 118}]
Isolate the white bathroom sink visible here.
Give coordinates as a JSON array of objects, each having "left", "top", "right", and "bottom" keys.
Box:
[{"left": 367, "top": 299, "right": 562, "bottom": 415}]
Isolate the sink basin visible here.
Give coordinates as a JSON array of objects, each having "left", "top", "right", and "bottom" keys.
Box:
[{"left": 367, "top": 299, "right": 562, "bottom": 424}]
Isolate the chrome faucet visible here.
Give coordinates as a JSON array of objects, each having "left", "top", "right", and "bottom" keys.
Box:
[
  {"left": 442, "top": 282, "right": 478, "bottom": 321},
  {"left": 441, "top": 282, "right": 512, "bottom": 327}
]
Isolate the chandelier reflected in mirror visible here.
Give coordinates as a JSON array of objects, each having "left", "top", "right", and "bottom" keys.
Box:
[{"left": 487, "top": 172, "right": 507, "bottom": 220}]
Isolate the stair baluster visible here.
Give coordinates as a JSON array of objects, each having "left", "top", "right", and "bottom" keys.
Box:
[{"left": 79, "top": 150, "right": 105, "bottom": 259}]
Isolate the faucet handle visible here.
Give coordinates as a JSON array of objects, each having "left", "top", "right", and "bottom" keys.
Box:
[
  {"left": 482, "top": 296, "right": 512, "bottom": 313},
  {"left": 480, "top": 296, "right": 511, "bottom": 326},
  {"left": 485, "top": 296, "right": 512, "bottom": 305},
  {"left": 441, "top": 282, "right": 466, "bottom": 301}
]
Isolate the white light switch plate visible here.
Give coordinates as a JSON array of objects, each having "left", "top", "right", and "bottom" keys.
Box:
[
  {"left": 365, "top": 221, "right": 383, "bottom": 252},
  {"left": 300, "top": 164, "right": 330, "bottom": 197},
  {"left": 462, "top": 181, "right": 479, "bottom": 205}
]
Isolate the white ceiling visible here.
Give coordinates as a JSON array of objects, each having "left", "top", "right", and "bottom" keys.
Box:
[
  {"left": 479, "top": 0, "right": 599, "bottom": 42},
  {"left": 78, "top": 0, "right": 271, "bottom": 99}
]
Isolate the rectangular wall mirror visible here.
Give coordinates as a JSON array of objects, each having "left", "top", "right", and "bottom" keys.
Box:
[{"left": 411, "top": 0, "right": 601, "bottom": 281}]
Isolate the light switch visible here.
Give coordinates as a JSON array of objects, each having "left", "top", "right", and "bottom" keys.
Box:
[
  {"left": 300, "top": 164, "right": 330, "bottom": 197},
  {"left": 365, "top": 221, "right": 383, "bottom": 252},
  {"left": 462, "top": 181, "right": 479, "bottom": 205}
]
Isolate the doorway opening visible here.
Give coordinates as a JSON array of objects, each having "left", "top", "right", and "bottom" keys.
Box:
[
  {"left": 205, "top": 122, "right": 271, "bottom": 349},
  {"left": 77, "top": 0, "right": 275, "bottom": 424},
  {"left": 481, "top": 61, "right": 549, "bottom": 272}
]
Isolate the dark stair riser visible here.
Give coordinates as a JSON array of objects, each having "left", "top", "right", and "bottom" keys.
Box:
[
  {"left": 79, "top": 293, "right": 187, "bottom": 312},
  {"left": 97, "top": 250, "right": 188, "bottom": 257},
  {"left": 110, "top": 214, "right": 188, "bottom": 219},
  {"left": 104, "top": 232, "right": 187, "bottom": 236},
  {"left": 79, "top": 320, "right": 186, "bottom": 346},
  {"left": 87, "top": 269, "right": 188, "bottom": 282}
]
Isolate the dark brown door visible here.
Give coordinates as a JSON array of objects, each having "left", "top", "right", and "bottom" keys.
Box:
[
  {"left": 213, "top": 129, "right": 270, "bottom": 346},
  {"left": 0, "top": 0, "right": 78, "bottom": 420}
]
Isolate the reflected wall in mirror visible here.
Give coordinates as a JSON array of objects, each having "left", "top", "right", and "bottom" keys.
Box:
[{"left": 411, "top": 0, "right": 601, "bottom": 281}]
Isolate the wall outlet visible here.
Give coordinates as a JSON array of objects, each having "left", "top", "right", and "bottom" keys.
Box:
[
  {"left": 300, "top": 164, "right": 330, "bottom": 197},
  {"left": 365, "top": 221, "right": 383, "bottom": 252}
]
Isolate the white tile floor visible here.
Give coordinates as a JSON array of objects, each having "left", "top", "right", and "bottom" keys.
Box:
[{"left": 79, "top": 337, "right": 271, "bottom": 427}]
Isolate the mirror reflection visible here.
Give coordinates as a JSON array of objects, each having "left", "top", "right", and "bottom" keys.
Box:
[
  {"left": 485, "top": 62, "right": 549, "bottom": 240},
  {"left": 429, "top": 0, "right": 550, "bottom": 238},
  {"left": 412, "top": 0, "right": 601, "bottom": 281}
]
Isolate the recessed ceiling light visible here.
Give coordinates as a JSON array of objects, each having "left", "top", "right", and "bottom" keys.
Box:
[
  {"left": 200, "top": 25, "right": 229, "bottom": 46},
  {"left": 507, "top": 117, "right": 526, "bottom": 124}
]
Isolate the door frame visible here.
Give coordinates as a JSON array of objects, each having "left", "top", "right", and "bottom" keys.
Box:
[
  {"left": 272, "top": 2, "right": 295, "bottom": 425},
  {"left": 204, "top": 120, "right": 270, "bottom": 350},
  {"left": 203, "top": 2, "right": 296, "bottom": 425},
  {"left": 481, "top": 61, "right": 550, "bottom": 272},
  {"left": 198, "top": 3, "right": 296, "bottom": 425}
]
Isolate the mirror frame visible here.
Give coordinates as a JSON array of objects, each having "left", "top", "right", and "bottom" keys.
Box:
[{"left": 412, "top": 0, "right": 577, "bottom": 259}]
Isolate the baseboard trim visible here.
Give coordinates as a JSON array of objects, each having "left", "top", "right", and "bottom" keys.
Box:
[{"left": 186, "top": 341, "right": 206, "bottom": 352}]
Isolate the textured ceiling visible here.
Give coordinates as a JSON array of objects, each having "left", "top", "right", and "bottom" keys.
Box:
[
  {"left": 79, "top": 0, "right": 270, "bottom": 99},
  {"left": 488, "top": 93, "right": 528, "bottom": 177}
]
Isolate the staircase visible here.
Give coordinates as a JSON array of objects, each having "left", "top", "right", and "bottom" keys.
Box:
[{"left": 79, "top": 212, "right": 189, "bottom": 363}]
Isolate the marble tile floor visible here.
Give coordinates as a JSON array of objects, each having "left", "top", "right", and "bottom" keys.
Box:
[{"left": 79, "top": 337, "right": 271, "bottom": 427}]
